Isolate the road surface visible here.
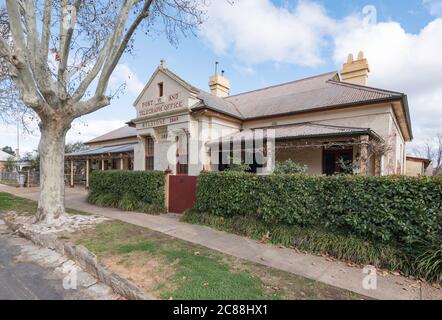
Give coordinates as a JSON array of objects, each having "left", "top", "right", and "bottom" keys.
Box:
[{"left": 0, "top": 220, "right": 116, "bottom": 300}]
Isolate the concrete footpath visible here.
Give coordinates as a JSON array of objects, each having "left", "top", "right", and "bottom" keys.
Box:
[{"left": 1, "top": 184, "right": 441, "bottom": 300}]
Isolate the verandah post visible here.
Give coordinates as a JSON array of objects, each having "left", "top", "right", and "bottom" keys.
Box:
[
  {"left": 86, "top": 159, "right": 90, "bottom": 189},
  {"left": 70, "top": 160, "right": 74, "bottom": 188}
]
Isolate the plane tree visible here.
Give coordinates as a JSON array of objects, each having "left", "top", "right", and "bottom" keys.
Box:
[{"left": 0, "top": 0, "right": 207, "bottom": 223}]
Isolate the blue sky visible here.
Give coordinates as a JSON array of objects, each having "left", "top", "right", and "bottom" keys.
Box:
[{"left": 2, "top": 0, "right": 442, "bottom": 153}]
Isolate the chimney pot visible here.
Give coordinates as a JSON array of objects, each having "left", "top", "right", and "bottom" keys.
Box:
[
  {"left": 341, "top": 51, "right": 370, "bottom": 86},
  {"left": 209, "top": 66, "right": 230, "bottom": 97}
]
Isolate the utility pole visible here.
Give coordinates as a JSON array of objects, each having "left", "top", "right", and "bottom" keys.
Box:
[{"left": 15, "top": 110, "right": 20, "bottom": 159}]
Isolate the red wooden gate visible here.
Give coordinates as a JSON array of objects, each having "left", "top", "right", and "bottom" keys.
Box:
[{"left": 168, "top": 175, "right": 198, "bottom": 214}]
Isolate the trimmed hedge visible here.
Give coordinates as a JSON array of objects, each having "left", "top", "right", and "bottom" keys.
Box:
[
  {"left": 183, "top": 210, "right": 441, "bottom": 282},
  {"left": 88, "top": 170, "right": 165, "bottom": 214},
  {"left": 183, "top": 210, "right": 412, "bottom": 274},
  {"left": 193, "top": 172, "right": 442, "bottom": 282},
  {"left": 196, "top": 173, "right": 442, "bottom": 246}
]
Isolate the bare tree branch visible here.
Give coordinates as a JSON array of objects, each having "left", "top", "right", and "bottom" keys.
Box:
[{"left": 0, "top": 0, "right": 210, "bottom": 222}]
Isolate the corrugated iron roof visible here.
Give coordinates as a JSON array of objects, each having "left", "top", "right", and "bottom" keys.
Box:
[
  {"left": 196, "top": 90, "right": 243, "bottom": 119},
  {"left": 218, "top": 72, "right": 404, "bottom": 119},
  {"left": 207, "top": 122, "right": 379, "bottom": 145},
  {"left": 66, "top": 143, "right": 136, "bottom": 158},
  {"left": 86, "top": 126, "right": 137, "bottom": 145},
  {"left": 88, "top": 69, "right": 411, "bottom": 146}
]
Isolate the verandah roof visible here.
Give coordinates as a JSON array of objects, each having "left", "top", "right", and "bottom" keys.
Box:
[
  {"left": 65, "top": 143, "right": 136, "bottom": 158},
  {"left": 206, "top": 122, "right": 382, "bottom": 146}
]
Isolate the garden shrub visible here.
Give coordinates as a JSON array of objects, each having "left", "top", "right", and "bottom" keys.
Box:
[
  {"left": 192, "top": 172, "right": 442, "bottom": 282},
  {"left": 183, "top": 210, "right": 412, "bottom": 275},
  {"left": 273, "top": 159, "right": 308, "bottom": 174},
  {"left": 88, "top": 170, "right": 165, "bottom": 214},
  {"left": 196, "top": 173, "right": 442, "bottom": 246}
]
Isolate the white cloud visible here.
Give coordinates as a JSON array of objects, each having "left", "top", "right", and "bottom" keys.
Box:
[
  {"left": 200, "top": 0, "right": 335, "bottom": 66},
  {"left": 0, "top": 123, "right": 40, "bottom": 154},
  {"left": 0, "top": 119, "right": 127, "bottom": 154},
  {"left": 232, "top": 64, "right": 256, "bottom": 76},
  {"left": 423, "top": 0, "right": 442, "bottom": 16},
  {"left": 66, "top": 119, "right": 128, "bottom": 144},
  {"left": 201, "top": 0, "right": 442, "bottom": 148},
  {"left": 332, "top": 17, "right": 442, "bottom": 148},
  {"left": 109, "top": 63, "right": 144, "bottom": 96}
]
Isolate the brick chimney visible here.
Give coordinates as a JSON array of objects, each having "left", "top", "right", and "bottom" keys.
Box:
[
  {"left": 209, "top": 63, "right": 230, "bottom": 97},
  {"left": 341, "top": 51, "right": 370, "bottom": 86}
]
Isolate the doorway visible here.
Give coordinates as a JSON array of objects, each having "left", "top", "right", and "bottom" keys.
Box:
[{"left": 324, "top": 148, "right": 353, "bottom": 175}]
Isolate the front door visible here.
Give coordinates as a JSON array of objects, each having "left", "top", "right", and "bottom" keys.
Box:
[{"left": 324, "top": 148, "right": 353, "bottom": 175}]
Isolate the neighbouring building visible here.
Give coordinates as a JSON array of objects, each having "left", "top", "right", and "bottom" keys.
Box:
[
  {"left": 406, "top": 156, "right": 432, "bottom": 177},
  {"left": 0, "top": 150, "right": 14, "bottom": 172},
  {"left": 66, "top": 52, "right": 413, "bottom": 187}
]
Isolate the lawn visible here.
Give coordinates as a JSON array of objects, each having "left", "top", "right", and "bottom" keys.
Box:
[
  {"left": 68, "top": 221, "right": 367, "bottom": 300},
  {"left": 0, "top": 180, "right": 20, "bottom": 187},
  {"left": 0, "top": 192, "right": 366, "bottom": 300},
  {"left": 0, "top": 192, "right": 89, "bottom": 216}
]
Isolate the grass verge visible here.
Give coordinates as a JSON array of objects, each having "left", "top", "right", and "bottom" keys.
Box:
[
  {"left": 0, "top": 192, "right": 90, "bottom": 216},
  {"left": 181, "top": 210, "right": 442, "bottom": 284},
  {"left": 66, "top": 221, "right": 367, "bottom": 300},
  {"left": 0, "top": 180, "right": 20, "bottom": 187}
]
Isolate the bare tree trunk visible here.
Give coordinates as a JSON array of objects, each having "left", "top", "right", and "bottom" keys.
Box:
[{"left": 36, "top": 120, "right": 69, "bottom": 223}]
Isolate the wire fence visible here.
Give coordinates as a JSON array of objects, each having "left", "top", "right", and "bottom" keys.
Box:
[
  {"left": 64, "top": 173, "right": 87, "bottom": 186},
  {"left": 0, "top": 171, "right": 40, "bottom": 187},
  {"left": 0, "top": 171, "right": 89, "bottom": 188}
]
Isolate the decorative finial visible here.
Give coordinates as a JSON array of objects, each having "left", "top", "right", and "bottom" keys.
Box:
[
  {"left": 347, "top": 53, "right": 354, "bottom": 64},
  {"left": 221, "top": 70, "right": 225, "bottom": 77},
  {"left": 160, "top": 59, "right": 166, "bottom": 68},
  {"left": 357, "top": 51, "right": 364, "bottom": 60}
]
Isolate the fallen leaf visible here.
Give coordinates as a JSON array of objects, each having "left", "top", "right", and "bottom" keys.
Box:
[{"left": 260, "top": 231, "right": 271, "bottom": 244}]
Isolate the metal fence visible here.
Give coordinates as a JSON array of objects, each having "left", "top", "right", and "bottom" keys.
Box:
[
  {"left": 64, "top": 173, "right": 87, "bottom": 186},
  {"left": 0, "top": 171, "right": 40, "bottom": 187},
  {"left": 0, "top": 171, "right": 89, "bottom": 188}
]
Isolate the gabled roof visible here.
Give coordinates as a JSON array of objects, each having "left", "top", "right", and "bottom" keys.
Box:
[
  {"left": 133, "top": 66, "right": 199, "bottom": 106},
  {"left": 130, "top": 65, "right": 412, "bottom": 140},
  {"left": 191, "top": 71, "right": 411, "bottom": 140},
  {"left": 223, "top": 72, "right": 404, "bottom": 119},
  {"left": 86, "top": 126, "right": 137, "bottom": 145}
]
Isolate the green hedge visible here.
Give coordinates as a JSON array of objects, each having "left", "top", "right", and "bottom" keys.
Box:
[
  {"left": 183, "top": 210, "right": 441, "bottom": 282},
  {"left": 196, "top": 173, "right": 442, "bottom": 246},
  {"left": 193, "top": 172, "right": 442, "bottom": 282},
  {"left": 88, "top": 170, "right": 165, "bottom": 214}
]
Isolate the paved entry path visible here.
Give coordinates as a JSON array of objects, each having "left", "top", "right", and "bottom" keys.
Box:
[{"left": 1, "top": 185, "right": 441, "bottom": 300}]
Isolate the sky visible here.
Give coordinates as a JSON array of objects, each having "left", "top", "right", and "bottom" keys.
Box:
[{"left": 1, "top": 0, "right": 441, "bottom": 155}]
